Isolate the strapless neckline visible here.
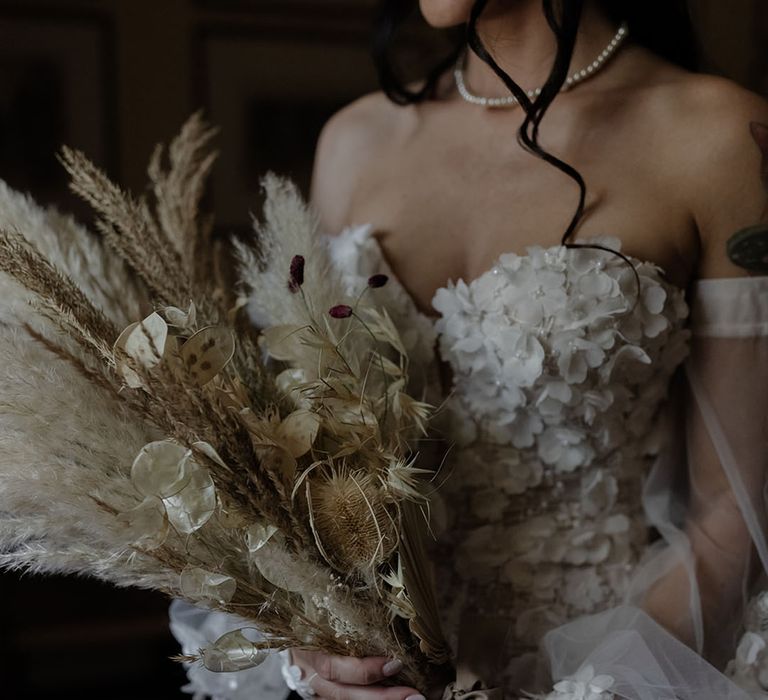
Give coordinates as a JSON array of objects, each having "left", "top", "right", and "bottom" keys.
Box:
[{"left": 357, "top": 227, "right": 688, "bottom": 322}]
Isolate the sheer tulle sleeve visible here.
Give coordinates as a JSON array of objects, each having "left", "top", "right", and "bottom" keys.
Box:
[
  {"left": 539, "top": 275, "right": 768, "bottom": 700},
  {"left": 677, "top": 276, "right": 768, "bottom": 682}
]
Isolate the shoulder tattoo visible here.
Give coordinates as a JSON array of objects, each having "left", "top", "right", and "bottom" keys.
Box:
[{"left": 726, "top": 122, "right": 768, "bottom": 273}]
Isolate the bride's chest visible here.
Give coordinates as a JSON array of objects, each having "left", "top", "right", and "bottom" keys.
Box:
[{"left": 345, "top": 131, "right": 696, "bottom": 310}]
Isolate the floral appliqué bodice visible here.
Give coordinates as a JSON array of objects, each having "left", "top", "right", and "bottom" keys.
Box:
[{"left": 327, "top": 226, "right": 691, "bottom": 693}]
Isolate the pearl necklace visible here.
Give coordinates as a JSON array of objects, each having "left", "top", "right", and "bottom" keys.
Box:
[{"left": 454, "top": 22, "right": 629, "bottom": 108}]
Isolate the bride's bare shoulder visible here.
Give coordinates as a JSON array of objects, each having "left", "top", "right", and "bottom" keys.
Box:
[
  {"left": 665, "top": 70, "right": 767, "bottom": 129},
  {"left": 310, "top": 90, "right": 408, "bottom": 234},
  {"left": 644, "top": 59, "right": 768, "bottom": 275}
]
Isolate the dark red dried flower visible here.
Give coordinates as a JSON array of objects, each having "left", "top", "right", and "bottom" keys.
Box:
[
  {"left": 288, "top": 255, "right": 305, "bottom": 293},
  {"left": 368, "top": 274, "right": 389, "bottom": 288},
  {"left": 329, "top": 304, "right": 353, "bottom": 319}
]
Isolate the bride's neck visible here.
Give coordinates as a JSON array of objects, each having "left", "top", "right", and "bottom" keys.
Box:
[{"left": 463, "top": 0, "right": 618, "bottom": 98}]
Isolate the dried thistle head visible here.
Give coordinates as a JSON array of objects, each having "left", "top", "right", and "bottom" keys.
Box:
[{"left": 308, "top": 468, "right": 399, "bottom": 574}]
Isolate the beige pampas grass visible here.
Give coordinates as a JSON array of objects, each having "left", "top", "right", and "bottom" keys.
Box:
[
  {"left": 0, "top": 113, "right": 454, "bottom": 693},
  {"left": 0, "top": 180, "right": 145, "bottom": 327}
]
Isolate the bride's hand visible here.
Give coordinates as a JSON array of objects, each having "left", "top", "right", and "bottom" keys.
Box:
[{"left": 287, "top": 648, "right": 427, "bottom": 700}]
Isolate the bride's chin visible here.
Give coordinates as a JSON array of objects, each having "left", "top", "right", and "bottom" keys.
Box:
[
  {"left": 419, "top": 0, "right": 519, "bottom": 28},
  {"left": 419, "top": 0, "right": 475, "bottom": 28}
]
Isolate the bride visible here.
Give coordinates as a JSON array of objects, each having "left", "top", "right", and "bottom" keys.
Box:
[{"left": 171, "top": 1, "right": 768, "bottom": 698}]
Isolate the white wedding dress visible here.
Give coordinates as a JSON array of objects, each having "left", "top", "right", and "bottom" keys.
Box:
[{"left": 171, "top": 224, "right": 768, "bottom": 700}]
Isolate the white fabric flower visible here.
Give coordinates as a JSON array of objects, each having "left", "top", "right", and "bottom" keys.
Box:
[
  {"left": 515, "top": 604, "right": 568, "bottom": 643},
  {"left": 455, "top": 524, "right": 512, "bottom": 580},
  {"left": 552, "top": 330, "right": 606, "bottom": 384},
  {"left": 503, "top": 409, "right": 545, "bottom": 448},
  {"left": 547, "top": 664, "right": 615, "bottom": 700},
  {"left": 536, "top": 379, "right": 574, "bottom": 421},
  {"left": 538, "top": 426, "right": 594, "bottom": 472},
  {"left": 736, "top": 631, "right": 766, "bottom": 666},
  {"left": 580, "top": 388, "right": 615, "bottom": 425},
  {"left": 562, "top": 569, "right": 607, "bottom": 612},
  {"left": 581, "top": 469, "right": 618, "bottom": 517},
  {"left": 483, "top": 320, "right": 545, "bottom": 388},
  {"left": 511, "top": 508, "right": 632, "bottom": 568},
  {"left": 469, "top": 486, "right": 510, "bottom": 521},
  {"left": 496, "top": 254, "right": 567, "bottom": 326},
  {"left": 433, "top": 279, "right": 476, "bottom": 322}
]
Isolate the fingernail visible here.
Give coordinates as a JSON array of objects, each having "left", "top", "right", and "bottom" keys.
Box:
[
  {"left": 382, "top": 658, "right": 404, "bottom": 676},
  {"left": 405, "top": 695, "right": 426, "bottom": 700}
]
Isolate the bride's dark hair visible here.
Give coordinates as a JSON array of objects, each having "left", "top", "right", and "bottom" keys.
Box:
[{"left": 371, "top": 0, "right": 698, "bottom": 272}]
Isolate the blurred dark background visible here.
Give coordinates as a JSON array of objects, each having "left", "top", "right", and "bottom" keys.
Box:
[{"left": 0, "top": 0, "right": 766, "bottom": 698}]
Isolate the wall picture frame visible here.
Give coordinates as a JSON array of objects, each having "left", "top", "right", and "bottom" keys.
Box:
[
  {"left": 195, "top": 21, "right": 379, "bottom": 234},
  {"left": 0, "top": 7, "right": 117, "bottom": 213}
]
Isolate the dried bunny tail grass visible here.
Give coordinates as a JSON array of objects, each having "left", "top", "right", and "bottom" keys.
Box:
[
  {"left": 0, "top": 179, "right": 146, "bottom": 326},
  {"left": 148, "top": 111, "right": 219, "bottom": 280},
  {"left": 0, "top": 228, "right": 119, "bottom": 362},
  {"left": 59, "top": 145, "right": 190, "bottom": 306},
  {"left": 234, "top": 174, "right": 348, "bottom": 329}
]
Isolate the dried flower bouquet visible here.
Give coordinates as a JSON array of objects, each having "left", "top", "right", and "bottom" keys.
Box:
[{"left": 0, "top": 114, "right": 454, "bottom": 693}]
